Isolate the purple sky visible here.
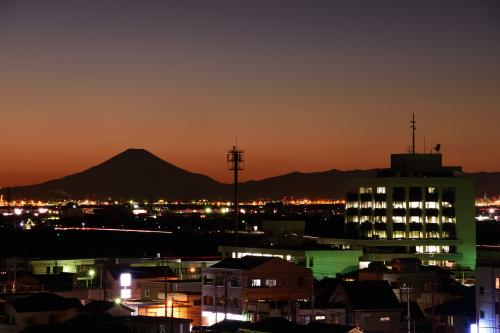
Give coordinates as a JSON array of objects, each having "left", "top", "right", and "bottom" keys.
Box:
[{"left": 0, "top": 0, "right": 499, "bottom": 186}]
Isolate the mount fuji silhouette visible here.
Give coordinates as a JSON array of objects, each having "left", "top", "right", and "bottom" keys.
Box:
[{"left": 5, "top": 149, "right": 226, "bottom": 200}]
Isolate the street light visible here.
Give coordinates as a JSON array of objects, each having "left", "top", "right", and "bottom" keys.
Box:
[{"left": 88, "top": 269, "right": 96, "bottom": 287}]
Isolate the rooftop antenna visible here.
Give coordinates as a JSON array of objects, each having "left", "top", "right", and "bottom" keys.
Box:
[
  {"left": 410, "top": 113, "right": 416, "bottom": 154},
  {"left": 227, "top": 141, "right": 244, "bottom": 246}
]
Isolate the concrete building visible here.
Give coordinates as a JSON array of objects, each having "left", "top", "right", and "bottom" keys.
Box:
[
  {"left": 338, "top": 152, "right": 476, "bottom": 270},
  {"left": 328, "top": 280, "right": 402, "bottom": 333},
  {"left": 0, "top": 293, "right": 82, "bottom": 332},
  {"left": 218, "top": 245, "right": 362, "bottom": 280},
  {"left": 201, "top": 256, "right": 313, "bottom": 326},
  {"left": 476, "top": 265, "right": 500, "bottom": 333}
]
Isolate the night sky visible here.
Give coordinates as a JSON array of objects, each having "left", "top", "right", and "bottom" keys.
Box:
[{"left": 1, "top": 0, "right": 499, "bottom": 186}]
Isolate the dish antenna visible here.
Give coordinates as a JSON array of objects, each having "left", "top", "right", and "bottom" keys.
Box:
[{"left": 434, "top": 144, "right": 441, "bottom": 153}]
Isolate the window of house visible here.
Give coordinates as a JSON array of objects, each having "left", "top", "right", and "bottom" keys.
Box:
[
  {"left": 144, "top": 289, "right": 150, "bottom": 297},
  {"left": 309, "top": 257, "right": 314, "bottom": 267},
  {"left": 25, "top": 317, "right": 37, "bottom": 326},
  {"left": 49, "top": 314, "right": 61, "bottom": 324},
  {"left": 251, "top": 278, "right": 261, "bottom": 287},
  {"left": 230, "top": 277, "right": 241, "bottom": 287},
  {"left": 203, "top": 296, "right": 213, "bottom": 306},
  {"left": 480, "top": 286, "right": 484, "bottom": 295},
  {"left": 496, "top": 277, "right": 500, "bottom": 289},
  {"left": 298, "top": 277, "right": 307, "bottom": 287},
  {"left": 380, "top": 317, "right": 390, "bottom": 322},
  {"left": 265, "top": 279, "right": 277, "bottom": 287},
  {"left": 480, "top": 310, "right": 485, "bottom": 319},
  {"left": 315, "top": 315, "right": 326, "bottom": 321}
]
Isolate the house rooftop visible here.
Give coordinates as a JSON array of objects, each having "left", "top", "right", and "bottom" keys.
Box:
[
  {"left": 10, "top": 293, "right": 82, "bottom": 313},
  {"left": 78, "top": 300, "right": 134, "bottom": 314},
  {"left": 337, "top": 281, "right": 400, "bottom": 310},
  {"left": 210, "top": 256, "right": 274, "bottom": 270},
  {"left": 108, "top": 265, "right": 177, "bottom": 280}
]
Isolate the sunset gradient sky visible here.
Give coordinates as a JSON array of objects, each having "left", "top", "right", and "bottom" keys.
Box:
[{"left": 0, "top": 0, "right": 499, "bottom": 186}]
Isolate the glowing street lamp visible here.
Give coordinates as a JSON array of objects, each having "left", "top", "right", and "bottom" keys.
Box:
[{"left": 88, "top": 269, "right": 96, "bottom": 287}]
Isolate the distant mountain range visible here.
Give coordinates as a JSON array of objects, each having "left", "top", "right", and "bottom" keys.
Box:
[{"left": 2, "top": 149, "right": 499, "bottom": 201}]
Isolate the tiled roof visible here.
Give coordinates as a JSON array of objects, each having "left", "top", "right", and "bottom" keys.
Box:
[
  {"left": 339, "top": 281, "right": 400, "bottom": 310},
  {"left": 78, "top": 300, "right": 134, "bottom": 314},
  {"left": 210, "top": 256, "right": 274, "bottom": 270},
  {"left": 10, "top": 293, "right": 82, "bottom": 313},
  {"left": 108, "top": 265, "right": 177, "bottom": 280}
]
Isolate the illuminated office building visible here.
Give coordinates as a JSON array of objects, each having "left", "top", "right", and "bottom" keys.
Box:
[{"left": 338, "top": 152, "right": 476, "bottom": 270}]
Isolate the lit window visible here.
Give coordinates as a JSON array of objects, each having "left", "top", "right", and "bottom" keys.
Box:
[
  {"left": 359, "top": 187, "right": 373, "bottom": 194},
  {"left": 426, "top": 202, "right": 438, "bottom": 209},
  {"left": 392, "top": 231, "right": 405, "bottom": 239},
  {"left": 251, "top": 279, "right": 261, "bottom": 287},
  {"left": 426, "top": 246, "right": 439, "bottom": 253},
  {"left": 393, "top": 202, "right": 406, "bottom": 209},
  {"left": 376, "top": 187, "right": 386, "bottom": 194},
  {"left": 120, "top": 288, "right": 131, "bottom": 299},
  {"left": 409, "top": 202, "right": 422, "bottom": 209},
  {"left": 380, "top": 317, "right": 390, "bottom": 322},
  {"left": 426, "top": 216, "right": 438, "bottom": 223},
  {"left": 496, "top": 277, "right": 500, "bottom": 289},
  {"left": 373, "top": 216, "right": 387, "bottom": 223},
  {"left": 361, "top": 201, "right": 372, "bottom": 208},
  {"left": 315, "top": 315, "right": 326, "bottom": 320},
  {"left": 265, "top": 279, "right": 277, "bottom": 287},
  {"left": 120, "top": 273, "right": 132, "bottom": 287},
  {"left": 393, "top": 216, "right": 406, "bottom": 223}
]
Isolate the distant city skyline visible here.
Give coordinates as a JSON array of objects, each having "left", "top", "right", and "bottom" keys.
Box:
[{"left": 1, "top": 0, "right": 499, "bottom": 186}]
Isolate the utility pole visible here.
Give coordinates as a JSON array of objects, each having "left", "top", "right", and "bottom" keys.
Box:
[
  {"left": 227, "top": 145, "right": 244, "bottom": 246},
  {"left": 162, "top": 256, "right": 168, "bottom": 319},
  {"left": 401, "top": 282, "right": 412, "bottom": 333},
  {"left": 410, "top": 113, "right": 416, "bottom": 154}
]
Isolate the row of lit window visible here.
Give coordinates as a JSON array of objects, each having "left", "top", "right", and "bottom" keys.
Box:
[
  {"left": 363, "top": 230, "right": 451, "bottom": 240},
  {"left": 347, "top": 201, "right": 454, "bottom": 209},
  {"left": 359, "top": 187, "right": 387, "bottom": 194},
  {"left": 415, "top": 245, "right": 451, "bottom": 254},
  {"left": 347, "top": 216, "right": 456, "bottom": 223},
  {"left": 359, "top": 186, "right": 441, "bottom": 194}
]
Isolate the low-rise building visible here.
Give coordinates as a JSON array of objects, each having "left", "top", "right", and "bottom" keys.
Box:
[
  {"left": 328, "top": 280, "right": 402, "bottom": 333},
  {"left": 476, "top": 264, "right": 500, "bottom": 333},
  {"left": 1, "top": 293, "right": 82, "bottom": 332},
  {"left": 201, "top": 256, "right": 313, "bottom": 326},
  {"left": 218, "top": 245, "right": 362, "bottom": 280}
]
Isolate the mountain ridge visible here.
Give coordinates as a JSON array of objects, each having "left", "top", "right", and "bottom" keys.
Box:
[{"left": 2, "top": 149, "right": 499, "bottom": 200}]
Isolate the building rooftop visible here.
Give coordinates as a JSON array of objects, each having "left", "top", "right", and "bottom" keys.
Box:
[
  {"left": 9, "top": 293, "right": 82, "bottom": 313},
  {"left": 336, "top": 281, "right": 400, "bottom": 311},
  {"left": 78, "top": 300, "right": 134, "bottom": 314},
  {"left": 209, "top": 256, "right": 274, "bottom": 270},
  {"left": 108, "top": 265, "right": 177, "bottom": 280}
]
